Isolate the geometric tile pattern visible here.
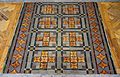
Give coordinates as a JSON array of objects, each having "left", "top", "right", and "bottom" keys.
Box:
[
  {"left": 86, "top": 2, "right": 114, "bottom": 74},
  {"left": 32, "top": 51, "right": 56, "bottom": 70},
  {"left": 41, "top": 4, "right": 58, "bottom": 15},
  {"left": 36, "top": 32, "right": 57, "bottom": 46},
  {"left": 4, "top": 2, "right": 116, "bottom": 74},
  {"left": 62, "top": 32, "right": 83, "bottom": 47},
  {"left": 62, "top": 51, "right": 85, "bottom": 70},
  {"left": 62, "top": 17, "right": 81, "bottom": 29},
  {"left": 38, "top": 17, "right": 58, "bottom": 29},
  {"left": 62, "top": 4, "right": 80, "bottom": 15}
]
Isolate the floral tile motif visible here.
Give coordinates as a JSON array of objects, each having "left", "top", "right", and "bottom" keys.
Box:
[
  {"left": 62, "top": 17, "right": 81, "bottom": 29},
  {"left": 62, "top": 51, "right": 85, "bottom": 70},
  {"left": 38, "top": 17, "right": 58, "bottom": 29},
  {"left": 62, "top": 32, "right": 83, "bottom": 47},
  {"left": 62, "top": 4, "right": 80, "bottom": 15},
  {"left": 41, "top": 4, "right": 58, "bottom": 15},
  {"left": 32, "top": 51, "right": 56, "bottom": 70},
  {"left": 35, "top": 32, "right": 57, "bottom": 47}
]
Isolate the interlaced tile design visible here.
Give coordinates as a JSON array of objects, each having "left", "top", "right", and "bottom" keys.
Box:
[{"left": 4, "top": 2, "right": 116, "bottom": 74}]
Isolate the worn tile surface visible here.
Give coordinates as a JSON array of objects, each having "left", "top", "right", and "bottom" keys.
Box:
[{"left": 4, "top": 2, "right": 116, "bottom": 74}]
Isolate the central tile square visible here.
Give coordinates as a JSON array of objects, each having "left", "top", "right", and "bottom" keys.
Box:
[
  {"left": 62, "top": 31, "right": 83, "bottom": 47},
  {"left": 35, "top": 32, "right": 57, "bottom": 47}
]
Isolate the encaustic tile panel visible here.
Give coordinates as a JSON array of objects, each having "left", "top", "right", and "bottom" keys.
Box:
[{"left": 4, "top": 2, "right": 116, "bottom": 74}]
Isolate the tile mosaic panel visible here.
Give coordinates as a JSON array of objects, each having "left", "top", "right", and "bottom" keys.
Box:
[{"left": 4, "top": 2, "right": 116, "bottom": 74}]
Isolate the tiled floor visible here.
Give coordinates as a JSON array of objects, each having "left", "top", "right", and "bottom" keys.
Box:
[{"left": 4, "top": 2, "right": 116, "bottom": 74}]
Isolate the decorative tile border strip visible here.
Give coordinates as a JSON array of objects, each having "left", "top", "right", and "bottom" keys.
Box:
[
  {"left": 86, "top": 2, "right": 115, "bottom": 74},
  {"left": 0, "top": 74, "right": 120, "bottom": 77},
  {"left": 0, "top": 0, "right": 120, "bottom": 2},
  {"left": 4, "top": 3, "right": 34, "bottom": 73}
]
